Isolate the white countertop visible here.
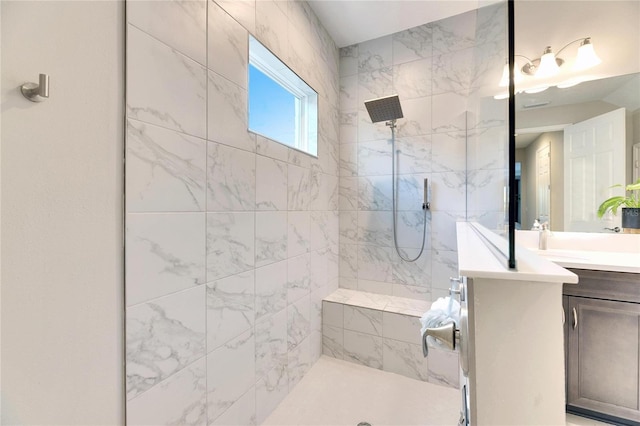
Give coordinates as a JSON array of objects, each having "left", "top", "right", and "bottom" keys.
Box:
[
  {"left": 457, "top": 222, "right": 578, "bottom": 283},
  {"left": 517, "top": 230, "right": 640, "bottom": 274}
]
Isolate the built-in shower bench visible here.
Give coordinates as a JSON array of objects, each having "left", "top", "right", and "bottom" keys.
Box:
[{"left": 321, "top": 289, "right": 459, "bottom": 389}]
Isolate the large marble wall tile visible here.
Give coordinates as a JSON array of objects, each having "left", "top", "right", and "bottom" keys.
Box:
[
  {"left": 396, "top": 96, "right": 432, "bottom": 138},
  {"left": 339, "top": 211, "right": 358, "bottom": 244},
  {"left": 206, "top": 212, "right": 255, "bottom": 280},
  {"left": 470, "top": 41, "right": 504, "bottom": 90},
  {"left": 467, "top": 126, "right": 506, "bottom": 170},
  {"left": 393, "top": 59, "right": 432, "bottom": 100},
  {"left": 344, "top": 306, "right": 383, "bottom": 336},
  {"left": 340, "top": 75, "right": 358, "bottom": 111},
  {"left": 126, "top": 213, "right": 205, "bottom": 306},
  {"left": 431, "top": 132, "right": 467, "bottom": 173},
  {"left": 127, "top": 0, "right": 207, "bottom": 66},
  {"left": 340, "top": 45, "right": 358, "bottom": 77},
  {"left": 287, "top": 31, "right": 314, "bottom": 83},
  {"left": 357, "top": 176, "right": 392, "bottom": 211},
  {"left": 255, "top": 260, "right": 287, "bottom": 321},
  {"left": 431, "top": 211, "right": 464, "bottom": 251},
  {"left": 427, "top": 347, "right": 460, "bottom": 388},
  {"left": 207, "top": 142, "right": 255, "bottom": 211},
  {"left": 357, "top": 279, "right": 393, "bottom": 295},
  {"left": 287, "top": 211, "right": 310, "bottom": 257},
  {"left": 358, "top": 36, "right": 392, "bottom": 72},
  {"left": 392, "top": 248, "right": 432, "bottom": 287},
  {"left": 339, "top": 143, "right": 358, "bottom": 177},
  {"left": 255, "top": 308, "right": 287, "bottom": 380},
  {"left": 288, "top": 165, "right": 311, "bottom": 211},
  {"left": 309, "top": 210, "right": 330, "bottom": 251},
  {"left": 432, "top": 48, "right": 475, "bottom": 95},
  {"left": 255, "top": 0, "right": 288, "bottom": 60},
  {"left": 358, "top": 67, "right": 393, "bottom": 106},
  {"left": 395, "top": 173, "right": 431, "bottom": 211},
  {"left": 358, "top": 139, "right": 392, "bottom": 176},
  {"left": 287, "top": 295, "right": 311, "bottom": 350},
  {"left": 357, "top": 245, "right": 392, "bottom": 283},
  {"left": 208, "top": 1, "right": 248, "bottom": 88},
  {"left": 255, "top": 212, "right": 287, "bottom": 267},
  {"left": 126, "top": 120, "right": 206, "bottom": 213},
  {"left": 310, "top": 248, "right": 328, "bottom": 291},
  {"left": 358, "top": 109, "right": 392, "bottom": 143},
  {"left": 256, "top": 156, "right": 287, "bottom": 211},
  {"left": 340, "top": 111, "right": 358, "bottom": 145},
  {"left": 287, "top": 253, "right": 310, "bottom": 304},
  {"left": 392, "top": 284, "right": 431, "bottom": 301},
  {"left": 392, "top": 24, "right": 432, "bottom": 65},
  {"left": 256, "top": 362, "right": 289, "bottom": 425},
  {"left": 431, "top": 92, "right": 468, "bottom": 133},
  {"left": 396, "top": 135, "right": 431, "bottom": 174},
  {"left": 126, "top": 286, "right": 206, "bottom": 399},
  {"left": 127, "top": 357, "right": 207, "bottom": 426},
  {"left": 215, "top": 0, "right": 256, "bottom": 35},
  {"left": 322, "top": 324, "right": 344, "bottom": 359},
  {"left": 343, "top": 329, "right": 383, "bottom": 369},
  {"left": 207, "top": 270, "right": 255, "bottom": 352},
  {"left": 339, "top": 177, "right": 358, "bottom": 211},
  {"left": 475, "top": 2, "right": 506, "bottom": 47},
  {"left": 127, "top": 25, "right": 207, "bottom": 139},
  {"left": 208, "top": 70, "right": 255, "bottom": 152},
  {"left": 287, "top": 336, "right": 311, "bottom": 389},
  {"left": 207, "top": 329, "right": 256, "bottom": 420},
  {"left": 287, "top": 1, "right": 313, "bottom": 44},
  {"left": 357, "top": 211, "right": 393, "bottom": 247},
  {"left": 256, "top": 135, "right": 288, "bottom": 162},
  {"left": 468, "top": 96, "right": 506, "bottom": 130},
  {"left": 466, "top": 169, "right": 506, "bottom": 213},
  {"left": 431, "top": 249, "right": 459, "bottom": 292},
  {"left": 382, "top": 312, "right": 422, "bottom": 345},
  {"left": 209, "top": 386, "right": 256, "bottom": 426},
  {"left": 382, "top": 339, "right": 429, "bottom": 381},
  {"left": 431, "top": 9, "right": 477, "bottom": 55},
  {"left": 309, "top": 288, "right": 325, "bottom": 333},
  {"left": 430, "top": 172, "right": 466, "bottom": 212},
  {"left": 339, "top": 243, "right": 358, "bottom": 278}
]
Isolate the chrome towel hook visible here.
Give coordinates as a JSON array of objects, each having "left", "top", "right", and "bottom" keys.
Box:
[{"left": 21, "top": 73, "right": 49, "bottom": 102}]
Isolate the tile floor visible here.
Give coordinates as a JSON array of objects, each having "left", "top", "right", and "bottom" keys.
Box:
[{"left": 264, "top": 355, "right": 609, "bottom": 426}]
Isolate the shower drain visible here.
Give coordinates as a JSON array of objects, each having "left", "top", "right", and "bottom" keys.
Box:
[{"left": 357, "top": 423, "right": 372, "bottom": 426}]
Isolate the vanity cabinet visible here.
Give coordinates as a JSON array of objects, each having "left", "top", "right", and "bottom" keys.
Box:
[{"left": 563, "top": 269, "right": 640, "bottom": 424}]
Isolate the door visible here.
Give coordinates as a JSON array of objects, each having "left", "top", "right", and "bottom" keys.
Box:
[
  {"left": 564, "top": 108, "right": 626, "bottom": 232},
  {"left": 536, "top": 144, "right": 551, "bottom": 225},
  {"left": 567, "top": 296, "right": 640, "bottom": 422}
]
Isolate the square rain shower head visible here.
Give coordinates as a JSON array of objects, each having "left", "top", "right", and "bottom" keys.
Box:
[{"left": 364, "top": 95, "right": 403, "bottom": 123}]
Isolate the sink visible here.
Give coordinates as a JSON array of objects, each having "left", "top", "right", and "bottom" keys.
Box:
[{"left": 533, "top": 250, "right": 588, "bottom": 262}]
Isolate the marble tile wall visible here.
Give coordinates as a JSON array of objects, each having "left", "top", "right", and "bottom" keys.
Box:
[
  {"left": 125, "top": 1, "right": 339, "bottom": 424},
  {"left": 338, "top": 2, "right": 507, "bottom": 301}
]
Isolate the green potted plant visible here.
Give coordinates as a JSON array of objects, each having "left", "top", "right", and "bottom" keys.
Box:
[{"left": 597, "top": 178, "right": 640, "bottom": 234}]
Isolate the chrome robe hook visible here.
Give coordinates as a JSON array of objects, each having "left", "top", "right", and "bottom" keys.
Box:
[{"left": 21, "top": 73, "right": 49, "bottom": 102}]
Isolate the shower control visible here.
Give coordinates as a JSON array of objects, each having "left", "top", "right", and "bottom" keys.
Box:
[{"left": 423, "top": 178, "right": 430, "bottom": 210}]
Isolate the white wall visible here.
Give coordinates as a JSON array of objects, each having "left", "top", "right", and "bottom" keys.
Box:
[{"left": 1, "top": 1, "right": 124, "bottom": 424}]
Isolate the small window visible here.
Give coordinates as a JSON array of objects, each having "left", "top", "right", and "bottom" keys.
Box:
[{"left": 248, "top": 36, "right": 318, "bottom": 157}]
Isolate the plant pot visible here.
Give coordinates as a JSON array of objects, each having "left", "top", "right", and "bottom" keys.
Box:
[{"left": 621, "top": 207, "right": 640, "bottom": 234}]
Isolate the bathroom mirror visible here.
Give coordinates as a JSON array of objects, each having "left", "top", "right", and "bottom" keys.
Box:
[{"left": 515, "top": 72, "right": 640, "bottom": 232}]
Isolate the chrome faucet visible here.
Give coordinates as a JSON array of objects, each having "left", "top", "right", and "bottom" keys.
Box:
[{"left": 539, "top": 222, "right": 550, "bottom": 250}]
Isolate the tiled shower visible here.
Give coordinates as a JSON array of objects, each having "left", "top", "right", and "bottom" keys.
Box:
[{"left": 124, "top": 0, "right": 507, "bottom": 424}]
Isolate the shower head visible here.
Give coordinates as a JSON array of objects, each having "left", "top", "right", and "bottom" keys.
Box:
[{"left": 364, "top": 94, "right": 404, "bottom": 123}]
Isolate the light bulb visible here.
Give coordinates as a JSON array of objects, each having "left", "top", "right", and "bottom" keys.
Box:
[
  {"left": 536, "top": 47, "right": 560, "bottom": 78},
  {"left": 499, "top": 63, "right": 523, "bottom": 87},
  {"left": 574, "top": 38, "right": 601, "bottom": 71}
]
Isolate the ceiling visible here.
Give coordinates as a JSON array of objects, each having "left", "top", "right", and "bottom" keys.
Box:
[{"left": 308, "top": 0, "right": 498, "bottom": 48}]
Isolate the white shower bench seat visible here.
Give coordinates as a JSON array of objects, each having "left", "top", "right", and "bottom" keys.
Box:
[{"left": 321, "top": 288, "right": 459, "bottom": 389}]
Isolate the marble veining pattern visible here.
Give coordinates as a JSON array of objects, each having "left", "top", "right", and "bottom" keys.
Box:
[
  {"left": 287, "top": 254, "right": 311, "bottom": 304},
  {"left": 255, "top": 308, "right": 288, "bottom": 381},
  {"left": 206, "top": 212, "right": 255, "bottom": 281},
  {"left": 126, "top": 119, "right": 206, "bottom": 213},
  {"left": 126, "top": 286, "right": 206, "bottom": 400},
  {"left": 127, "top": 25, "right": 207, "bottom": 139},
  {"left": 256, "top": 156, "right": 288, "bottom": 211},
  {"left": 255, "top": 260, "right": 288, "bottom": 321},
  {"left": 287, "top": 296, "right": 311, "bottom": 350},
  {"left": 207, "top": 142, "right": 256, "bottom": 211},
  {"left": 343, "top": 329, "right": 383, "bottom": 369},
  {"left": 126, "top": 213, "right": 206, "bottom": 306},
  {"left": 392, "top": 24, "right": 432, "bottom": 64},
  {"left": 255, "top": 212, "right": 288, "bottom": 267},
  {"left": 208, "top": 1, "right": 248, "bottom": 88},
  {"left": 358, "top": 36, "right": 392, "bottom": 72},
  {"left": 206, "top": 270, "right": 255, "bottom": 352}
]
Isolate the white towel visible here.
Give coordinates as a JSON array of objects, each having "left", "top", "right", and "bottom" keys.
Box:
[{"left": 420, "top": 297, "right": 460, "bottom": 348}]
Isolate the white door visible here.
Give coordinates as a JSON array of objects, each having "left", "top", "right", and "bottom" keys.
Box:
[
  {"left": 564, "top": 108, "right": 626, "bottom": 232},
  {"left": 633, "top": 143, "right": 640, "bottom": 183},
  {"left": 536, "top": 144, "right": 551, "bottom": 226}
]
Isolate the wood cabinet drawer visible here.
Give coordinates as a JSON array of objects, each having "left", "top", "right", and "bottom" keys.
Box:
[{"left": 563, "top": 269, "right": 640, "bottom": 304}]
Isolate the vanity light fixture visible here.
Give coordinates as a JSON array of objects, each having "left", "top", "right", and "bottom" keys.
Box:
[{"left": 519, "top": 37, "right": 601, "bottom": 77}]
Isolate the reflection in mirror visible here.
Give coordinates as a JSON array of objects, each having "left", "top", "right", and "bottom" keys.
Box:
[{"left": 515, "top": 73, "right": 640, "bottom": 232}]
